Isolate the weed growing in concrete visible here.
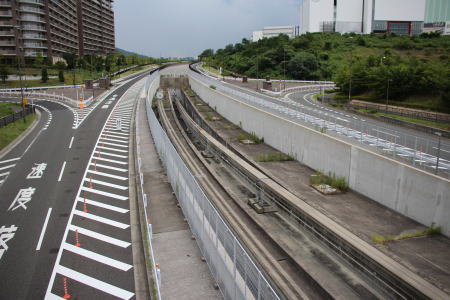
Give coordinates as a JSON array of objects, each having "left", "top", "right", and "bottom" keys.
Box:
[
  {"left": 238, "top": 132, "right": 264, "bottom": 144},
  {"left": 371, "top": 225, "right": 442, "bottom": 244},
  {"left": 256, "top": 152, "right": 294, "bottom": 162},
  {"left": 223, "top": 124, "right": 238, "bottom": 130},
  {"left": 209, "top": 85, "right": 216, "bottom": 90},
  {"left": 310, "top": 170, "right": 349, "bottom": 192},
  {"left": 205, "top": 113, "right": 213, "bottom": 121}
]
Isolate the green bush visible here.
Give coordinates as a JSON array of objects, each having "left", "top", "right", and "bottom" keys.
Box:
[
  {"left": 238, "top": 132, "right": 264, "bottom": 144},
  {"left": 310, "top": 170, "right": 349, "bottom": 192},
  {"left": 256, "top": 152, "right": 294, "bottom": 162}
]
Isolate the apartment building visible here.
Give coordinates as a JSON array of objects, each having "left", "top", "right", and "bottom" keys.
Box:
[{"left": 0, "top": 0, "right": 115, "bottom": 63}]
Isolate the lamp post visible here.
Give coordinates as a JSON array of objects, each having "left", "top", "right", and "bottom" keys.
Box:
[
  {"left": 256, "top": 56, "right": 259, "bottom": 91},
  {"left": 386, "top": 78, "right": 391, "bottom": 112},
  {"left": 283, "top": 48, "right": 286, "bottom": 91},
  {"left": 14, "top": 25, "right": 26, "bottom": 123},
  {"left": 435, "top": 132, "right": 442, "bottom": 175},
  {"left": 348, "top": 37, "right": 354, "bottom": 103}
]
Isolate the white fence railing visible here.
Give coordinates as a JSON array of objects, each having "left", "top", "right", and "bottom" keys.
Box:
[{"left": 144, "top": 70, "right": 280, "bottom": 300}]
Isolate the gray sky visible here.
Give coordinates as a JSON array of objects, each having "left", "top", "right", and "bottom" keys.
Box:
[{"left": 114, "top": 0, "right": 300, "bottom": 58}]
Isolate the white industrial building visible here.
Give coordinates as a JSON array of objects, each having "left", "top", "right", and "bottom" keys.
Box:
[
  {"left": 300, "top": 0, "right": 427, "bottom": 35},
  {"left": 252, "top": 26, "right": 300, "bottom": 42}
]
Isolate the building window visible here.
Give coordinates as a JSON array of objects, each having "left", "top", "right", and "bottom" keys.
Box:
[{"left": 388, "top": 22, "right": 411, "bottom": 35}]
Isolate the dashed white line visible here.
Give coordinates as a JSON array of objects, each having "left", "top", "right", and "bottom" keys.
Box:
[
  {"left": 36, "top": 208, "right": 52, "bottom": 251},
  {"left": 55, "top": 265, "right": 134, "bottom": 300},
  {"left": 58, "top": 161, "right": 66, "bottom": 182},
  {"left": 68, "top": 136, "right": 74, "bottom": 149}
]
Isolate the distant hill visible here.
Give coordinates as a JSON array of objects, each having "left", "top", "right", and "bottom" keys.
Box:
[{"left": 116, "top": 48, "right": 148, "bottom": 58}]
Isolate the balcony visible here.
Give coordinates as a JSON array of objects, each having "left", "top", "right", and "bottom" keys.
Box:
[
  {"left": 0, "top": 29, "right": 13, "bottom": 35},
  {"left": 23, "top": 33, "right": 45, "bottom": 39},
  {"left": 19, "top": 6, "right": 45, "bottom": 14},
  {"left": 24, "top": 50, "right": 46, "bottom": 57},
  {"left": 21, "top": 15, "right": 46, "bottom": 23},
  {"left": 19, "top": 0, "right": 44, "bottom": 5},
  {"left": 0, "top": 20, "right": 11, "bottom": 26},
  {"left": 0, "top": 1, "right": 11, "bottom": 7},
  {"left": 0, "top": 49, "right": 16, "bottom": 55},
  {"left": 0, "top": 40, "right": 14, "bottom": 46},
  {"left": 0, "top": 10, "right": 12, "bottom": 17},
  {"left": 23, "top": 41, "right": 46, "bottom": 48},
  {"left": 21, "top": 24, "right": 45, "bottom": 31}
]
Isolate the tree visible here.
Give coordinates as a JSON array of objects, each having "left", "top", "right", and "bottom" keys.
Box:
[
  {"left": 0, "top": 65, "right": 10, "bottom": 83},
  {"left": 58, "top": 69, "right": 64, "bottom": 82},
  {"left": 63, "top": 52, "right": 77, "bottom": 69},
  {"left": 41, "top": 67, "right": 48, "bottom": 83},
  {"left": 199, "top": 49, "right": 214, "bottom": 59},
  {"left": 34, "top": 53, "right": 44, "bottom": 68},
  {"left": 286, "top": 52, "right": 319, "bottom": 80}
]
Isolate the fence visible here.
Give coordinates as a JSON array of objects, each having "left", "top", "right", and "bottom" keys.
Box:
[
  {"left": 349, "top": 100, "right": 450, "bottom": 123},
  {"left": 189, "top": 70, "right": 450, "bottom": 179},
  {"left": 0, "top": 105, "right": 35, "bottom": 127},
  {"left": 144, "top": 71, "right": 280, "bottom": 300},
  {"left": 0, "top": 90, "right": 94, "bottom": 108}
]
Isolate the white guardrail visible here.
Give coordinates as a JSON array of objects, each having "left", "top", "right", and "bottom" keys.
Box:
[
  {"left": 0, "top": 90, "right": 93, "bottom": 108},
  {"left": 143, "top": 70, "right": 280, "bottom": 300}
]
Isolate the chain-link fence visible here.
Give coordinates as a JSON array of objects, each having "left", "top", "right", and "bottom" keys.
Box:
[
  {"left": 189, "top": 70, "right": 450, "bottom": 179},
  {"left": 144, "top": 71, "right": 280, "bottom": 300}
]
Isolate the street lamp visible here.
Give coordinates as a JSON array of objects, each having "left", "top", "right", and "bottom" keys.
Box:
[
  {"left": 14, "top": 25, "right": 26, "bottom": 123},
  {"left": 348, "top": 37, "right": 354, "bottom": 103},
  {"left": 386, "top": 78, "right": 391, "bottom": 112},
  {"left": 283, "top": 48, "right": 286, "bottom": 91},
  {"left": 435, "top": 132, "right": 442, "bottom": 175}
]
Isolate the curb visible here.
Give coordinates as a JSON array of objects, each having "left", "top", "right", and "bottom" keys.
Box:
[{"left": 0, "top": 109, "right": 41, "bottom": 160}]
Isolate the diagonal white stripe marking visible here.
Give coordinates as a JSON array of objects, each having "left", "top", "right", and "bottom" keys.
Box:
[
  {"left": 77, "top": 197, "right": 129, "bottom": 213},
  {"left": 0, "top": 164, "right": 15, "bottom": 171},
  {"left": 0, "top": 157, "right": 20, "bottom": 164},
  {"left": 63, "top": 243, "right": 132, "bottom": 271},
  {"left": 0, "top": 172, "right": 10, "bottom": 177},
  {"left": 94, "top": 151, "right": 128, "bottom": 159},
  {"left": 97, "top": 146, "right": 128, "bottom": 153},
  {"left": 55, "top": 265, "right": 134, "bottom": 300},
  {"left": 93, "top": 156, "right": 128, "bottom": 165},
  {"left": 101, "top": 133, "right": 128, "bottom": 140},
  {"left": 73, "top": 210, "right": 129, "bottom": 229},
  {"left": 69, "top": 225, "right": 130, "bottom": 248},
  {"left": 85, "top": 178, "right": 128, "bottom": 190},
  {"left": 81, "top": 187, "right": 128, "bottom": 200},
  {"left": 87, "top": 170, "right": 127, "bottom": 180},
  {"left": 45, "top": 293, "right": 63, "bottom": 300},
  {"left": 100, "top": 137, "right": 129, "bottom": 144},
  {"left": 98, "top": 141, "right": 128, "bottom": 148},
  {"left": 103, "top": 130, "right": 129, "bottom": 136},
  {"left": 90, "top": 162, "right": 127, "bottom": 172}
]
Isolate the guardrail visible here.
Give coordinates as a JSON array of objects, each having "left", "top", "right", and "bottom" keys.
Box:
[
  {"left": 0, "top": 91, "right": 93, "bottom": 108},
  {"left": 0, "top": 105, "right": 35, "bottom": 127},
  {"left": 144, "top": 70, "right": 280, "bottom": 300}
]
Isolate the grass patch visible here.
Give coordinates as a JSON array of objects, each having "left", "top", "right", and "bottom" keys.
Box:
[
  {"left": 309, "top": 170, "right": 349, "bottom": 192},
  {"left": 0, "top": 103, "right": 17, "bottom": 118},
  {"left": 371, "top": 225, "right": 441, "bottom": 244},
  {"left": 202, "top": 64, "right": 221, "bottom": 76},
  {"left": 205, "top": 112, "right": 213, "bottom": 121},
  {"left": 313, "top": 93, "right": 325, "bottom": 100},
  {"left": 223, "top": 124, "right": 238, "bottom": 130},
  {"left": 256, "top": 152, "right": 294, "bottom": 162},
  {"left": 0, "top": 114, "right": 36, "bottom": 150},
  {"left": 238, "top": 132, "right": 264, "bottom": 144},
  {"left": 209, "top": 85, "right": 216, "bottom": 90}
]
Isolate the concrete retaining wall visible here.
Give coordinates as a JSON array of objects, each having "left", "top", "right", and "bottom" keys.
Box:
[{"left": 189, "top": 75, "right": 450, "bottom": 237}]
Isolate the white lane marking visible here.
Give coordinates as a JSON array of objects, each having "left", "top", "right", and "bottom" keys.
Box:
[
  {"left": 36, "top": 208, "right": 52, "bottom": 251},
  {"left": 94, "top": 151, "right": 128, "bottom": 159},
  {"left": 101, "top": 134, "right": 128, "bottom": 140},
  {"left": 45, "top": 292, "right": 63, "bottom": 300},
  {"left": 0, "top": 157, "right": 20, "bottom": 164},
  {"left": 0, "top": 172, "right": 10, "bottom": 177},
  {"left": 0, "top": 179, "right": 3, "bottom": 184},
  {"left": 100, "top": 137, "right": 129, "bottom": 144},
  {"left": 55, "top": 265, "right": 134, "bottom": 300},
  {"left": 87, "top": 170, "right": 127, "bottom": 180},
  {"left": 69, "top": 225, "right": 130, "bottom": 248},
  {"left": 85, "top": 178, "right": 128, "bottom": 190},
  {"left": 93, "top": 156, "right": 127, "bottom": 165},
  {"left": 98, "top": 141, "right": 128, "bottom": 148},
  {"left": 63, "top": 243, "right": 132, "bottom": 271},
  {"left": 96, "top": 146, "right": 128, "bottom": 153},
  {"left": 0, "top": 164, "right": 16, "bottom": 171},
  {"left": 90, "top": 162, "right": 127, "bottom": 172},
  {"left": 57, "top": 161, "right": 66, "bottom": 182},
  {"left": 81, "top": 187, "right": 128, "bottom": 201},
  {"left": 73, "top": 210, "right": 129, "bottom": 229},
  {"left": 102, "top": 105, "right": 109, "bottom": 109},
  {"left": 77, "top": 197, "right": 129, "bottom": 213},
  {"left": 103, "top": 130, "right": 129, "bottom": 136},
  {"left": 68, "top": 136, "right": 74, "bottom": 149}
]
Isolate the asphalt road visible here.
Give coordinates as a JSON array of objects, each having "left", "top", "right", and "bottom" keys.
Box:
[
  {"left": 0, "top": 70, "right": 151, "bottom": 300},
  {"left": 193, "top": 69, "right": 450, "bottom": 177}
]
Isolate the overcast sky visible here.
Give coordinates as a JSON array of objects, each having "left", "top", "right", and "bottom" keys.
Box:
[{"left": 114, "top": 0, "right": 300, "bottom": 58}]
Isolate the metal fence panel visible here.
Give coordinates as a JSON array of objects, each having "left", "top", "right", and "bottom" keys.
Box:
[{"left": 144, "top": 72, "right": 280, "bottom": 300}]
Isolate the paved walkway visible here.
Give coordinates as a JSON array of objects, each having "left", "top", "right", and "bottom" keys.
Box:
[{"left": 135, "top": 96, "right": 222, "bottom": 300}]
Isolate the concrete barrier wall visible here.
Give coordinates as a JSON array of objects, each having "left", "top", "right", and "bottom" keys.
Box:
[{"left": 189, "top": 75, "right": 450, "bottom": 237}]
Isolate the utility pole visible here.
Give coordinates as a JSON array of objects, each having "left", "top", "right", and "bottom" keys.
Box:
[
  {"left": 435, "top": 132, "right": 442, "bottom": 175},
  {"left": 386, "top": 78, "right": 390, "bottom": 112},
  {"left": 348, "top": 37, "right": 354, "bottom": 103},
  {"left": 283, "top": 48, "right": 286, "bottom": 91}
]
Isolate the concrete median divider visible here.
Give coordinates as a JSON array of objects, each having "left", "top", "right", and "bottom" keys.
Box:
[{"left": 189, "top": 74, "right": 450, "bottom": 237}]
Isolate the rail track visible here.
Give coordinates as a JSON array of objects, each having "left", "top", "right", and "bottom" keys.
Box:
[{"left": 164, "top": 78, "right": 448, "bottom": 300}]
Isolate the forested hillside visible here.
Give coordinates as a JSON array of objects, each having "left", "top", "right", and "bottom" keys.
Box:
[{"left": 201, "top": 33, "right": 450, "bottom": 112}]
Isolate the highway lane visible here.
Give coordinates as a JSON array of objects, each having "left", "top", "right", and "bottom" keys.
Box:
[
  {"left": 0, "top": 70, "right": 151, "bottom": 300},
  {"left": 191, "top": 70, "right": 450, "bottom": 177}
]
